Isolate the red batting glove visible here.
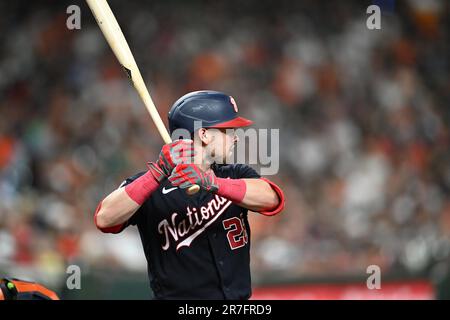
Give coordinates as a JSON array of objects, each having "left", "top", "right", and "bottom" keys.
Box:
[
  {"left": 124, "top": 140, "right": 194, "bottom": 205},
  {"left": 157, "top": 139, "right": 196, "bottom": 177},
  {"left": 168, "top": 164, "right": 219, "bottom": 192},
  {"left": 169, "top": 164, "right": 249, "bottom": 204}
]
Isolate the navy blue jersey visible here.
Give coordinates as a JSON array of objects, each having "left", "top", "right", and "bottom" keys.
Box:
[{"left": 120, "top": 163, "right": 260, "bottom": 300}]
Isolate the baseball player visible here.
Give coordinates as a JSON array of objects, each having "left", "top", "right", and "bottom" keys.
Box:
[{"left": 94, "top": 90, "right": 285, "bottom": 299}]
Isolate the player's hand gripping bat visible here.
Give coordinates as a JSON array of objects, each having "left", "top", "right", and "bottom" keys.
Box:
[{"left": 86, "top": 0, "right": 200, "bottom": 195}]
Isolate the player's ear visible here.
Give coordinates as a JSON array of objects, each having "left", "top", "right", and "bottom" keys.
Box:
[{"left": 197, "top": 128, "right": 211, "bottom": 145}]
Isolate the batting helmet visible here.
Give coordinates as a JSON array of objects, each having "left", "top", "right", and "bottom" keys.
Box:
[
  {"left": 0, "top": 278, "right": 59, "bottom": 300},
  {"left": 168, "top": 90, "right": 253, "bottom": 135}
]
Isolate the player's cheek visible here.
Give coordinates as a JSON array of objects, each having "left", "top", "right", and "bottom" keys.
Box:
[{"left": 226, "top": 137, "right": 233, "bottom": 154}]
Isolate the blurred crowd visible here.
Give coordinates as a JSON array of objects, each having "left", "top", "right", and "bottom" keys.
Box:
[{"left": 0, "top": 0, "right": 449, "bottom": 288}]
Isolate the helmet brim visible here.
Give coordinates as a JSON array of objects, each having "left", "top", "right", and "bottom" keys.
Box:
[{"left": 207, "top": 116, "right": 253, "bottom": 129}]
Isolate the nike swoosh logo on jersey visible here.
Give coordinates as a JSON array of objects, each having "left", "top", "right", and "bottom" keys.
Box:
[{"left": 162, "top": 186, "right": 178, "bottom": 194}]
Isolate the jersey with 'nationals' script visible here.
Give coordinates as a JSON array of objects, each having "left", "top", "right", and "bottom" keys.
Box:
[{"left": 119, "top": 163, "right": 260, "bottom": 300}]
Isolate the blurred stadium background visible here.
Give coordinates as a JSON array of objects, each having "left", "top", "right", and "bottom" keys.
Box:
[{"left": 0, "top": 0, "right": 449, "bottom": 299}]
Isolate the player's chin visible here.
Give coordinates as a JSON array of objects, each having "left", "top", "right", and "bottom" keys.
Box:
[{"left": 215, "top": 148, "right": 233, "bottom": 165}]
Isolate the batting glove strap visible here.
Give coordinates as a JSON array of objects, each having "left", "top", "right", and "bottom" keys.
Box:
[{"left": 147, "top": 162, "right": 166, "bottom": 183}]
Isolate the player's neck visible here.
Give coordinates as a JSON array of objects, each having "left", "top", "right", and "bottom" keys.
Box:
[
  {"left": 198, "top": 160, "right": 212, "bottom": 172},
  {"left": 196, "top": 146, "right": 214, "bottom": 172}
]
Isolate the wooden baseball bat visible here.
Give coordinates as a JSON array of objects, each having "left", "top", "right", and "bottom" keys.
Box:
[{"left": 86, "top": 0, "right": 200, "bottom": 195}]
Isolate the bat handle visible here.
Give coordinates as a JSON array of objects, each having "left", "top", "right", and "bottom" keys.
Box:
[{"left": 186, "top": 184, "right": 201, "bottom": 195}]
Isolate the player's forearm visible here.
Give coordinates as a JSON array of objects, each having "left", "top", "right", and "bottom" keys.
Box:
[
  {"left": 239, "top": 179, "right": 280, "bottom": 212},
  {"left": 95, "top": 168, "right": 162, "bottom": 231},
  {"left": 215, "top": 178, "right": 282, "bottom": 213},
  {"left": 95, "top": 187, "right": 141, "bottom": 229}
]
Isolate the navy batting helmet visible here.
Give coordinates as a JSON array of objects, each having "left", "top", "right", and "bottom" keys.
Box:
[{"left": 168, "top": 90, "right": 253, "bottom": 134}]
